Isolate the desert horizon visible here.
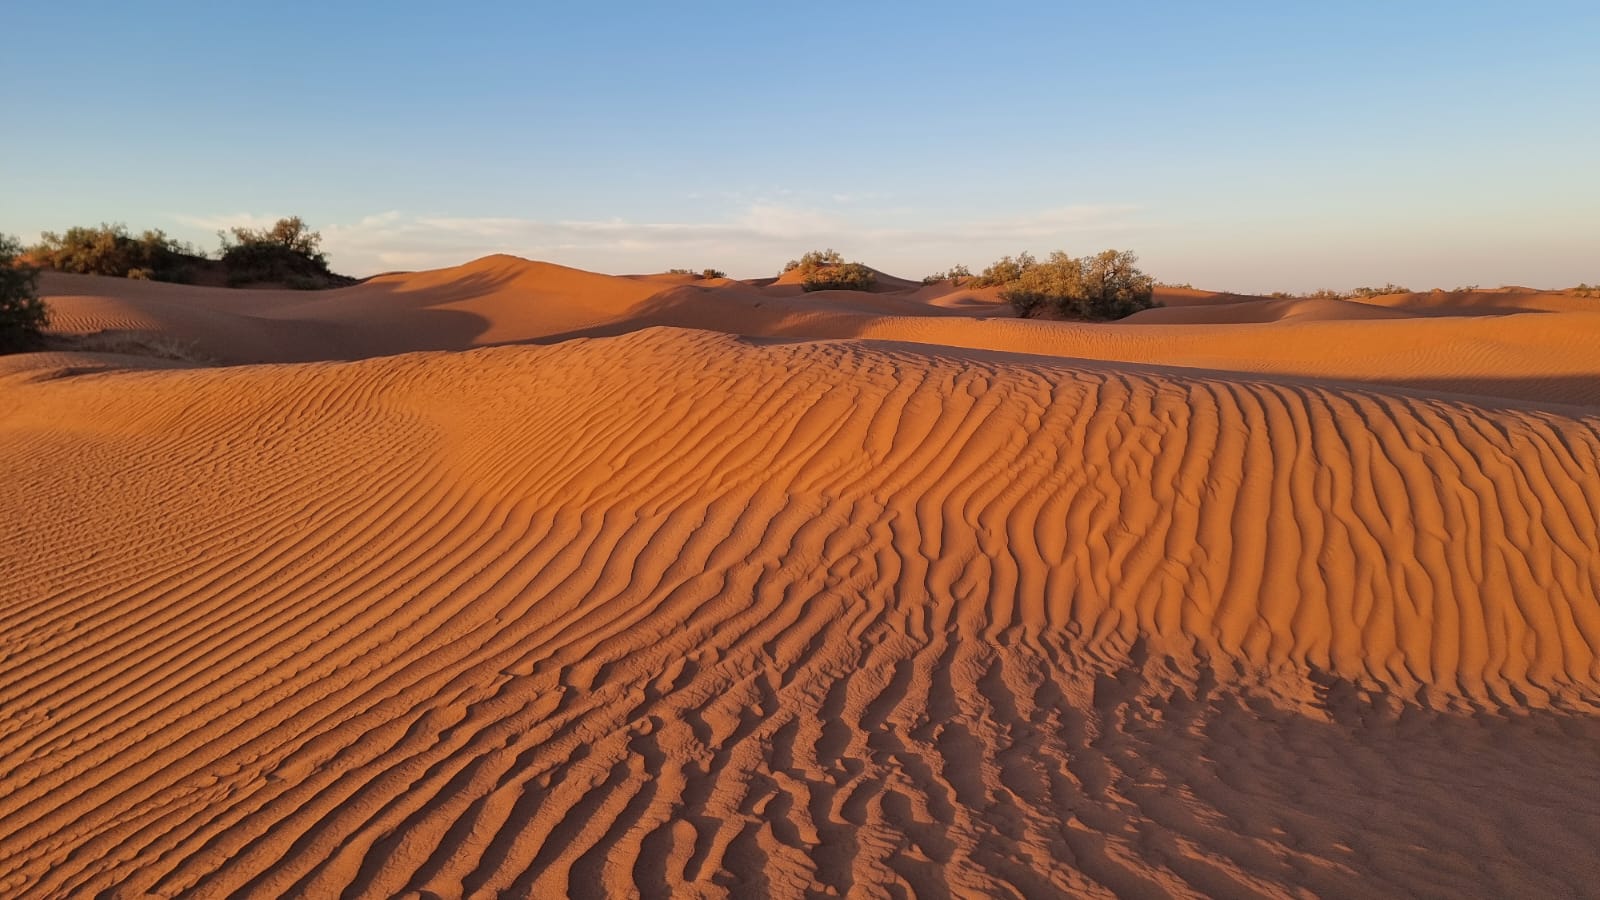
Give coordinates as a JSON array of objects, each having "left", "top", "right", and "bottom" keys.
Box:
[{"left": 5, "top": 3, "right": 1599, "bottom": 898}]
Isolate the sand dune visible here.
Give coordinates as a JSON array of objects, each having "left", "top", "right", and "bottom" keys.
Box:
[
  {"left": 36, "top": 261, "right": 1600, "bottom": 409},
  {"left": 5, "top": 261, "right": 1600, "bottom": 897}
]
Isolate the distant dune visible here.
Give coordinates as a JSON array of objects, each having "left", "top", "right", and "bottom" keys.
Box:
[{"left": 3, "top": 258, "right": 1598, "bottom": 897}]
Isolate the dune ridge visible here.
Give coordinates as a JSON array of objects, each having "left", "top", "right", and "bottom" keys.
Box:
[
  {"left": 4, "top": 328, "right": 1599, "bottom": 897},
  {"left": 35, "top": 259, "right": 1600, "bottom": 408}
]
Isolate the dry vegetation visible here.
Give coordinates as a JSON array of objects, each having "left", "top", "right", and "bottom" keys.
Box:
[
  {"left": 0, "top": 234, "right": 48, "bottom": 352},
  {"left": 782, "top": 249, "right": 876, "bottom": 291},
  {"left": 22, "top": 217, "right": 353, "bottom": 289},
  {"left": 969, "top": 249, "right": 1156, "bottom": 320}
]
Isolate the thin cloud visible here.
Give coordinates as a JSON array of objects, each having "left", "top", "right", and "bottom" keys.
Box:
[{"left": 171, "top": 204, "right": 1151, "bottom": 277}]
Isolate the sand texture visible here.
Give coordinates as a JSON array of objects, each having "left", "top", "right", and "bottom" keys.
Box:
[{"left": 3, "top": 260, "right": 1599, "bottom": 898}]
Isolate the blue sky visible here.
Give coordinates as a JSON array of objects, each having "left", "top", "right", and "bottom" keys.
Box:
[{"left": 3, "top": 1, "right": 1596, "bottom": 290}]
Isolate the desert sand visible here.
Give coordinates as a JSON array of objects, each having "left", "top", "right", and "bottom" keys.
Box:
[{"left": 3, "top": 259, "right": 1599, "bottom": 897}]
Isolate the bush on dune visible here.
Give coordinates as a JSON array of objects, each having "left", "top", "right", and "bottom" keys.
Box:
[
  {"left": 1, "top": 234, "right": 48, "bottom": 353},
  {"left": 921, "top": 264, "right": 971, "bottom": 285},
  {"left": 27, "top": 216, "right": 352, "bottom": 289},
  {"left": 970, "top": 252, "right": 1036, "bottom": 288},
  {"left": 218, "top": 217, "right": 348, "bottom": 288},
  {"left": 975, "top": 249, "right": 1155, "bottom": 320},
  {"left": 29, "top": 223, "right": 201, "bottom": 282},
  {"left": 1348, "top": 283, "right": 1410, "bottom": 299},
  {"left": 783, "top": 249, "right": 876, "bottom": 292},
  {"left": 1270, "top": 284, "right": 1413, "bottom": 301},
  {"left": 666, "top": 268, "right": 728, "bottom": 279}
]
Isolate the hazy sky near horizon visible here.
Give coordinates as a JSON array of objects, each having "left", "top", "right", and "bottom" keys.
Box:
[{"left": 3, "top": 1, "right": 1596, "bottom": 290}]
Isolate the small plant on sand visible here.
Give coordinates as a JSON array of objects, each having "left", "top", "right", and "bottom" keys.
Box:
[
  {"left": 666, "top": 268, "right": 728, "bottom": 279},
  {"left": 1, "top": 234, "right": 48, "bottom": 353},
  {"left": 783, "top": 249, "right": 876, "bottom": 292},
  {"left": 1572, "top": 283, "right": 1599, "bottom": 298},
  {"left": 976, "top": 249, "right": 1155, "bottom": 320},
  {"left": 29, "top": 223, "right": 200, "bottom": 282}
]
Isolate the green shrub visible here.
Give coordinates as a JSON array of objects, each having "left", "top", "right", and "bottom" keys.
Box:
[
  {"left": 970, "top": 253, "right": 1035, "bottom": 288},
  {"left": 1, "top": 234, "right": 47, "bottom": 353},
  {"left": 782, "top": 248, "right": 844, "bottom": 275},
  {"left": 701, "top": 268, "right": 727, "bottom": 279},
  {"left": 783, "top": 248, "right": 876, "bottom": 292},
  {"left": 29, "top": 223, "right": 199, "bottom": 281},
  {"left": 1571, "top": 283, "right": 1599, "bottom": 298},
  {"left": 978, "top": 249, "right": 1155, "bottom": 320},
  {"left": 218, "top": 216, "right": 342, "bottom": 286}
]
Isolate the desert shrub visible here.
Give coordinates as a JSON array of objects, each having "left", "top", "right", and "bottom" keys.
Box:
[
  {"left": 1571, "top": 283, "right": 1599, "bottom": 298},
  {"left": 977, "top": 249, "right": 1155, "bottom": 320},
  {"left": 29, "top": 223, "right": 198, "bottom": 281},
  {"left": 1348, "top": 283, "right": 1410, "bottom": 298},
  {"left": 219, "top": 216, "right": 341, "bottom": 286},
  {"left": 701, "top": 268, "right": 727, "bottom": 279},
  {"left": 782, "top": 248, "right": 844, "bottom": 275},
  {"left": 783, "top": 248, "right": 876, "bottom": 292},
  {"left": 1005, "top": 289, "right": 1049, "bottom": 318},
  {"left": 1157, "top": 280, "right": 1194, "bottom": 289},
  {"left": 970, "top": 253, "right": 1036, "bottom": 288},
  {"left": 1069, "top": 249, "right": 1156, "bottom": 319},
  {"left": 1, "top": 234, "right": 48, "bottom": 353},
  {"left": 922, "top": 264, "right": 972, "bottom": 284}
]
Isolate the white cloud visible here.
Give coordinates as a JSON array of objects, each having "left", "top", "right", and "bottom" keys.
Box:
[
  {"left": 169, "top": 203, "right": 1151, "bottom": 278},
  {"left": 173, "top": 212, "right": 284, "bottom": 233}
]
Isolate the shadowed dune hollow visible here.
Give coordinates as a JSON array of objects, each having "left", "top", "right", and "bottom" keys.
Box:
[{"left": 3, "top": 259, "right": 1599, "bottom": 898}]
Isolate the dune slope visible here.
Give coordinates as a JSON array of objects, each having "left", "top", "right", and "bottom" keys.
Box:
[
  {"left": 38, "top": 260, "right": 1600, "bottom": 408},
  {"left": 3, "top": 329, "right": 1599, "bottom": 898}
]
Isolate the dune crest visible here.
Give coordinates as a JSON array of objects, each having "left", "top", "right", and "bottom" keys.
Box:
[
  {"left": 32, "top": 260, "right": 1600, "bottom": 408},
  {"left": 4, "top": 329, "right": 1599, "bottom": 897}
]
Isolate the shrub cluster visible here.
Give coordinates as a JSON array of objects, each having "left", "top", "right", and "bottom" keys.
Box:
[
  {"left": 25, "top": 216, "right": 350, "bottom": 289},
  {"left": 782, "top": 249, "right": 875, "bottom": 292},
  {"left": 1, "top": 234, "right": 48, "bottom": 353},
  {"left": 666, "top": 268, "right": 728, "bottom": 279},
  {"left": 1270, "top": 284, "right": 1412, "bottom": 301},
  {"left": 1348, "top": 283, "right": 1411, "bottom": 299},
  {"left": 971, "top": 253, "right": 1036, "bottom": 289},
  {"left": 974, "top": 249, "right": 1156, "bottom": 320},
  {"left": 1572, "top": 283, "right": 1599, "bottom": 298},
  {"left": 921, "top": 264, "right": 971, "bottom": 285},
  {"left": 218, "top": 217, "right": 344, "bottom": 288},
  {"left": 29, "top": 224, "right": 200, "bottom": 282}
]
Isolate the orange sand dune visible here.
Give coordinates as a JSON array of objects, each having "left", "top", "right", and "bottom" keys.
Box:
[
  {"left": 37, "top": 258, "right": 1600, "bottom": 408},
  {"left": 6, "top": 261, "right": 1600, "bottom": 897}
]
